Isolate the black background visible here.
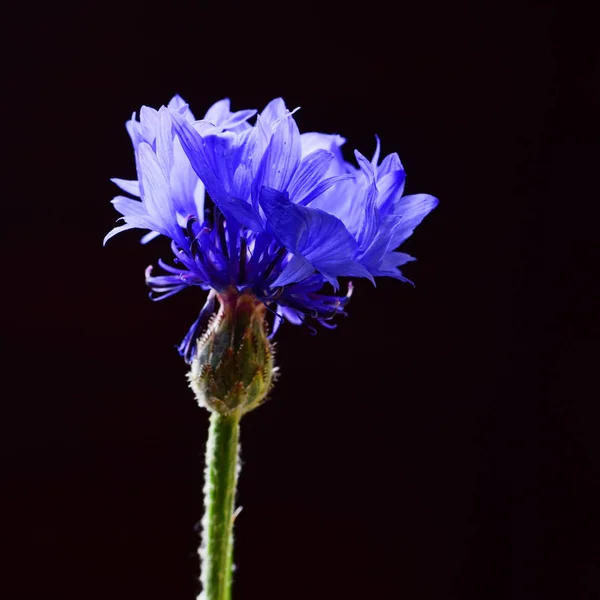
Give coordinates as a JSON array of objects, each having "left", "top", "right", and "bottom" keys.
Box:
[{"left": 3, "top": 0, "right": 598, "bottom": 598}]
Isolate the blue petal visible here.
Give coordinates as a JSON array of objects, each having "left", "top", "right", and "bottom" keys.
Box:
[
  {"left": 374, "top": 152, "right": 406, "bottom": 214},
  {"left": 111, "top": 178, "right": 140, "bottom": 197},
  {"left": 355, "top": 179, "right": 380, "bottom": 251},
  {"left": 138, "top": 143, "right": 177, "bottom": 231},
  {"left": 103, "top": 222, "right": 139, "bottom": 245},
  {"left": 280, "top": 306, "right": 304, "bottom": 325},
  {"left": 169, "top": 136, "right": 205, "bottom": 217},
  {"left": 300, "top": 132, "right": 346, "bottom": 166},
  {"left": 259, "top": 98, "right": 288, "bottom": 128},
  {"left": 296, "top": 174, "right": 354, "bottom": 207},
  {"left": 383, "top": 251, "right": 416, "bottom": 267},
  {"left": 252, "top": 113, "right": 301, "bottom": 204},
  {"left": 196, "top": 130, "right": 241, "bottom": 193},
  {"left": 177, "top": 291, "right": 217, "bottom": 363},
  {"left": 377, "top": 152, "right": 403, "bottom": 179},
  {"left": 259, "top": 187, "right": 373, "bottom": 288},
  {"left": 140, "top": 105, "right": 159, "bottom": 144},
  {"left": 170, "top": 113, "right": 264, "bottom": 231},
  {"left": 372, "top": 252, "right": 416, "bottom": 284},
  {"left": 389, "top": 194, "right": 439, "bottom": 248},
  {"left": 155, "top": 106, "right": 174, "bottom": 175},
  {"left": 170, "top": 113, "right": 230, "bottom": 200},
  {"left": 221, "top": 198, "right": 264, "bottom": 232},
  {"left": 140, "top": 231, "right": 161, "bottom": 244},
  {"left": 203, "top": 98, "right": 257, "bottom": 131},
  {"left": 357, "top": 215, "right": 402, "bottom": 269},
  {"left": 354, "top": 149, "right": 375, "bottom": 181},
  {"left": 168, "top": 95, "right": 197, "bottom": 125},
  {"left": 271, "top": 254, "right": 315, "bottom": 287},
  {"left": 111, "top": 194, "right": 149, "bottom": 219},
  {"left": 371, "top": 135, "right": 381, "bottom": 168},
  {"left": 288, "top": 149, "right": 334, "bottom": 201},
  {"left": 103, "top": 214, "right": 158, "bottom": 245},
  {"left": 126, "top": 113, "right": 143, "bottom": 148},
  {"left": 229, "top": 126, "right": 263, "bottom": 199},
  {"left": 203, "top": 99, "right": 232, "bottom": 124},
  {"left": 168, "top": 94, "right": 188, "bottom": 112},
  {"left": 377, "top": 169, "right": 406, "bottom": 214},
  {"left": 222, "top": 109, "right": 257, "bottom": 130},
  {"left": 268, "top": 305, "right": 285, "bottom": 338}
]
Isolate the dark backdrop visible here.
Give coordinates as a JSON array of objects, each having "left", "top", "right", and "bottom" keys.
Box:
[{"left": 3, "top": 0, "right": 598, "bottom": 599}]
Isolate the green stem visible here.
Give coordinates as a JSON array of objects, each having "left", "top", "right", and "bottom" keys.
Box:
[{"left": 201, "top": 412, "right": 240, "bottom": 600}]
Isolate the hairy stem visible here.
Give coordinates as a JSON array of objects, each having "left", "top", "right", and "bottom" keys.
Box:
[{"left": 201, "top": 412, "right": 240, "bottom": 600}]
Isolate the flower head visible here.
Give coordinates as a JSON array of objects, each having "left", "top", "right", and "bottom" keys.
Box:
[{"left": 106, "top": 96, "right": 438, "bottom": 363}]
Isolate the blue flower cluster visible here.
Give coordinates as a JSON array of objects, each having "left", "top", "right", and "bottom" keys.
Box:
[{"left": 106, "top": 96, "right": 438, "bottom": 362}]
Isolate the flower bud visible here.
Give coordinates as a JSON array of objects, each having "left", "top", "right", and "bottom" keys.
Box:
[{"left": 188, "top": 290, "right": 276, "bottom": 416}]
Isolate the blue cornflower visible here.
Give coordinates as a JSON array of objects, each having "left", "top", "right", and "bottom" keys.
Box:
[{"left": 105, "top": 96, "right": 438, "bottom": 362}]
